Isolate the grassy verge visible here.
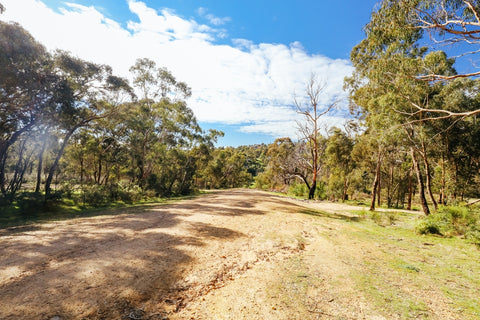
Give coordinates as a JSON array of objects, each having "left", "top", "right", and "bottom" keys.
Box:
[{"left": 343, "top": 211, "right": 480, "bottom": 319}]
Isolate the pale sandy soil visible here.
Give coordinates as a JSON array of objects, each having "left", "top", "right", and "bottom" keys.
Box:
[{"left": 0, "top": 189, "right": 469, "bottom": 319}]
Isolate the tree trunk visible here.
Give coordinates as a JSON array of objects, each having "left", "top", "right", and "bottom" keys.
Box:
[
  {"left": 7, "top": 137, "right": 30, "bottom": 200},
  {"left": 308, "top": 178, "right": 316, "bottom": 200},
  {"left": 377, "top": 170, "right": 381, "bottom": 207},
  {"left": 421, "top": 142, "right": 438, "bottom": 211},
  {"left": 387, "top": 165, "right": 394, "bottom": 207},
  {"left": 35, "top": 138, "right": 48, "bottom": 193},
  {"left": 342, "top": 178, "right": 348, "bottom": 202},
  {"left": 439, "top": 152, "right": 446, "bottom": 205},
  {"left": 45, "top": 129, "right": 76, "bottom": 200},
  {"left": 0, "top": 124, "right": 34, "bottom": 196},
  {"left": 407, "top": 166, "right": 413, "bottom": 210},
  {"left": 97, "top": 154, "right": 103, "bottom": 185},
  {"left": 411, "top": 148, "right": 430, "bottom": 215},
  {"left": 370, "top": 151, "right": 383, "bottom": 211}
]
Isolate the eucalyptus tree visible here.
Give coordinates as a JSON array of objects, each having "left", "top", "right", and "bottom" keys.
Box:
[
  {"left": 0, "top": 21, "right": 63, "bottom": 200},
  {"left": 345, "top": 0, "right": 466, "bottom": 214},
  {"left": 127, "top": 58, "right": 205, "bottom": 195},
  {"left": 263, "top": 138, "right": 296, "bottom": 189},
  {"left": 325, "top": 127, "right": 354, "bottom": 202},
  {"left": 203, "top": 147, "right": 252, "bottom": 189},
  {"left": 361, "top": 0, "right": 480, "bottom": 119},
  {"left": 43, "top": 52, "right": 131, "bottom": 199}
]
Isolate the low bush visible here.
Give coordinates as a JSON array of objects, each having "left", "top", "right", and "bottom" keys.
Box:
[
  {"left": 288, "top": 183, "right": 309, "bottom": 198},
  {"left": 367, "top": 210, "right": 397, "bottom": 226},
  {"left": 416, "top": 206, "right": 480, "bottom": 244},
  {"left": 288, "top": 182, "right": 326, "bottom": 200},
  {"left": 14, "top": 192, "right": 45, "bottom": 214},
  {"left": 81, "top": 183, "right": 143, "bottom": 207},
  {"left": 416, "top": 219, "right": 443, "bottom": 235}
]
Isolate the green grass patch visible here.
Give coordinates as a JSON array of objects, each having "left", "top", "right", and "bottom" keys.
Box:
[
  {"left": 339, "top": 213, "right": 480, "bottom": 319},
  {"left": 297, "top": 204, "right": 480, "bottom": 318}
]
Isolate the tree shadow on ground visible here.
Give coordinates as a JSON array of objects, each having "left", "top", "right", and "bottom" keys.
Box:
[
  {"left": 0, "top": 194, "right": 253, "bottom": 320},
  {"left": 0, "top": 189, "right": 329, "bottom": 319},
  {"left": 299, "top": 209, "right": 363, "bottom": 222}
]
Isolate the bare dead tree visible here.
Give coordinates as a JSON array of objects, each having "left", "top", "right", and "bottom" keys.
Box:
[{"left": 294, "top": 74, "right": 337, "bottom": 199}]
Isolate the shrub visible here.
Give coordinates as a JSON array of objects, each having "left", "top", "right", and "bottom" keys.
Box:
[
  {"left": 253, "top": 172, "right": 270, "bottom": 190},
  {"left": 117, "top": 184, "right": 143, "bottom": 203},
  {"left": 370, "top": 211, "right": 397, "bottom": 226},
  {"left": 81, "top": 183, "right": 143, "bottom": 207},
  {"left": 82, "top": 185, "right": 109, "bottom": 207},
  {"left": 466, "top": 221, "right": 480, "bottom": 247},
  {"left": 15, "top": 192, "right": 45, "bottom": 214},
  {"left": 288, "top": 182, "right": 326, "bottom": 200},
  {"left": 415, "top": 206, "right": 480, "bottom": 239},
  {"left": 416, "top": 219, "right": 443, "bottom": 235},
  {"left": 288, "top": 183, "right": 309, "bottom": 198}
]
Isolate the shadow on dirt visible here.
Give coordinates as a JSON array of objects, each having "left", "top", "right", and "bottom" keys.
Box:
[
  {"left": 299, "top": 209, "right": 363, "bottom": 222},
  {"left": 0, "top": 191, "right": 258, "bottom": 319},
  {"left": 0, "top": 189, "right": 331, "bottom": 319}
]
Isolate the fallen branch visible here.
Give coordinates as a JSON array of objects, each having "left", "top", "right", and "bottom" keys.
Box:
[{"left": 466, "top": 199, "right": 480, "bottom": 206}]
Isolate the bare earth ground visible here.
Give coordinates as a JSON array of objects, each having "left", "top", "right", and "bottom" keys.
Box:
[{"left": 0, "top": 189, "right": 478, "bottom": 319}]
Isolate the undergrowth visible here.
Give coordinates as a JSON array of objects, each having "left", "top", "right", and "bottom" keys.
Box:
[{"left": 416, "top": 206, "right": 480, "bottom": 247}]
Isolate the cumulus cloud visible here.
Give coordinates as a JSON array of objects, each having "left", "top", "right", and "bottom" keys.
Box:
[{"left": 0, "top": 0, "right": 353, "bottom": 139}]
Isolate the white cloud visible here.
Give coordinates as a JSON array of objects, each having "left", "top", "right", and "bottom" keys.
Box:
[
  {"left": 0, "top": 0, "right": 353, "bottom": 139},
  {"left": 240, "top": 115, "right": 349, "bottom": 139},
  {"left": 197, "top": 7, "right": 231, "bottom": 26}
]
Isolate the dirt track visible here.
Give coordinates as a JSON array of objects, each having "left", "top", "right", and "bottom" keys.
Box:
[{"left": 0, "top": 189, "right": 462, "bottom": 319}]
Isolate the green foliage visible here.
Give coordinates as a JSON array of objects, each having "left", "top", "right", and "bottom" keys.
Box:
[
  {"left": 253, "top": 171, "right": 272, "bottom": 190},
  {"left": 365, "top": 210, "right": 397, "bottom": 227},
  {"left": 416, "top": 219, "right": 442, "bottom": 236},
  {"left": 288, "top": 182, "right": 326, "bottom": 200},
  {"left": 416, "top": 206, "right": 480, "bottom": 242},
  {"left": 11, "top": 192, "right": 45, "bottom": 214},
  {"left": 466, "top": 226, "right": 480, "bottom": 248},
  {"left": 199, "top": 147, "right": 253, "bottom": 189},
  {"left": 82, "top": 184, "right": 143, "bottom": 207},
  {"left": 288, "top": 183, "right": 309, "bottom": 198}
]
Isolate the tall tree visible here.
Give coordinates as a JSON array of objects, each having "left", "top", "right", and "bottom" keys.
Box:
[
  {"left": 44, "top": 52, "right": 131, "bottom": 199},
  {"left": 345, "top": 1, "right": 462, "bottom": 214},
  {"left": 360, "top": 0, "right": 480, "bottom": 120},
  {"left": 295, "top": 75, "right": 336, "bottom": 199},
  {"left": 126, "top": 58, "right": 213, "bottom": 195},
  {"left": 325, "top": 127, "right": 354, "bottom": 201},
  {"left": 0, "top": 22, "right": 60, "bottom": 200}
]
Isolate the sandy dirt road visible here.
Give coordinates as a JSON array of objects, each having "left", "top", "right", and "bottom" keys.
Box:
[{"left": 0, "top": 189, "right": 452, "bottom": 319}]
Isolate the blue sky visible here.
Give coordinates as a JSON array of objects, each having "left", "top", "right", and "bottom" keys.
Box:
[{"left": 1, "top": 0, "right": 379, "bottom": 146}]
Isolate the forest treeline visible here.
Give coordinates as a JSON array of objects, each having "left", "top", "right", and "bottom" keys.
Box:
[
  {"left": 2, "top": 0, "right": 480, "bottom": 221},
  {"left": 0, "top": 20, "right": 224, "bottom": 209}
]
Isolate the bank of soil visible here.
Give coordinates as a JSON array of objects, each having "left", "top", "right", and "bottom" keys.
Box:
[{"left": 0, "top": 189, "right": 478, "bottom": 319}]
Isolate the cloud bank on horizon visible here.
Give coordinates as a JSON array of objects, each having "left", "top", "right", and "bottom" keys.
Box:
[{"left": 1, "top": 0, "right": 353, "bottom": 139}]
